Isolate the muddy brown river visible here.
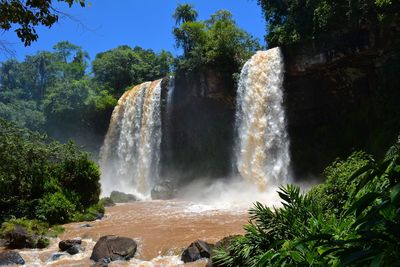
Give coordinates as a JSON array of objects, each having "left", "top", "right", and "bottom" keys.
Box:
[{"left": 13, "top": 200, "right": 249, "bottom": 266}]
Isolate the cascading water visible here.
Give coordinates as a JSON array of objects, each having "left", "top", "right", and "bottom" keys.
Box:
[
  {"left": 100, "top": 79, "right": 162, "bottom": 199},
  {"left": 235, "top": 48, "right": 290, "bottom": 190}
]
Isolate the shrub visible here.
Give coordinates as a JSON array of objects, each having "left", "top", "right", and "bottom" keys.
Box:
[
  {"left": 36, "top": 192, "right": 76, "bottom": 224},
  {"left": 214, "top": 137, "right": 400, "bottom": 266},
  {"left": 0, "top": 119, "right": 101, "bottom": 225}
]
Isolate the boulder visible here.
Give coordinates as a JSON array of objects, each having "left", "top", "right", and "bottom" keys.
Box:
[
  {"left": 59, "top": 239, "right": 82, "bottom": 251},
  {"left": 66, "top": 244, "right": 81, "bottom": 255},
  {"left": 110, "top": 191, "right": 137, "bottom": 203},
  {"left": 0, "top": 251, "right": 25, "bottom": 265},
  {"left": 90, "top": 235, "right": 137, "bottom": 263},
  {"left": 151, "top": 180, "right": 176, "bottom": 200},
  {"left": 181, "top": 240, "right": 214, "bottom": 263},
  {"left": 1, "top": 224, "right": 48, "bottom": 249}
]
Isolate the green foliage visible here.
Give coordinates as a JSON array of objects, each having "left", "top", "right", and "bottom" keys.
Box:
[
  {"left": 173, "top": 3, "right": 198, "bottom": 25},
  {"left": 0, "top": 0, "right": 85, "bottom": 46},
  {"left": 72, "top": 202, "right": 105, "bottom": 222},
  {"left": 257, "top": 0, "right": 400, "bottom": 47},
  {"left": 0, "top": 119, "right": 101, "bottom": 225},
  {"left": 215, "top": 137, "right": 400, "bottom": 266},
  {"left": 36, "top": 192, "right": 76, "bottom": 224},
  {"left": 0, "top": 41, "right": 117, "bottom": 151},
  {"left": 309, "top": 151, "right": 374, "bottom": 215},
  {"left": 92, "top": 45, "right": 173, "bottom": 97},
  {"left": 172, "top": 6, "right": 260, "bottom": 75}
]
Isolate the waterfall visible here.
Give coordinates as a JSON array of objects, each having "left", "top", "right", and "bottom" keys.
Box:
[
  {"left": 235, "top": 48, "right": 290, "bottom": 190},
  {"left": 100, "top": 79, "right": 162, "bottom": 199}
]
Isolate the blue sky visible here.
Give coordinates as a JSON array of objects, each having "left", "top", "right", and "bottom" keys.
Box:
[{"left": 0, "top": 0, "right": 266, "bottom": 62}]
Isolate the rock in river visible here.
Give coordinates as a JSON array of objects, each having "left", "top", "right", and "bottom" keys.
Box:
[
  {"left": 0, "top": 251, "right": 25, "bottom": 265},
  {"left": 90, "top": 235, "right": 137, "bottom": 263}
]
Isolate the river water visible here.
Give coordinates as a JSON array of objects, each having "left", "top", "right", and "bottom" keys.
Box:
[{"left": 12, "top": 199, "right": 250, "bottom": 266}]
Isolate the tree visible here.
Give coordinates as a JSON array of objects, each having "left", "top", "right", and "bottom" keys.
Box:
[
  {"left": 172, "top": 3, "right": 198, "bottom": 25},
  {"left": 173, "top": 8, "right": 260, "bottom": 74},
  {"left": 0, "top": 0, "right": 85, "bottom": 46},
  {"left": 256, "top": 0, "right": 399, "bottom": 47},
  {"left": 92, "top": 45, "right": 173, "bottom": 97}
]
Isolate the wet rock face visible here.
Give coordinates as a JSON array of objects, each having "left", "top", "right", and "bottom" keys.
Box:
[
  {"left": 0, "top": 251, "right": 25, "bottom": 265},
  {"left": 162, "top": 67, "right": 236, "bottom": 184},
  {"left": 282, "top": 26, "right": 400, "bottom": 178},
  {"left": 90, "top": 235, "right": 137, "bottom": 263},
  {"left": 181, "top": 240, "right": 214, "bottom": 263}
]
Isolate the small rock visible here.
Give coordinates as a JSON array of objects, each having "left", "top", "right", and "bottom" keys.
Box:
[
  {"left": 0, "top": 251, "right": 25, "bottom": 265},
  {"left": 66, "top": 244, "right": 81, "bottom": 255},
  {"left": 90, "top": 235, "right": 137, "bottom": 263},
  {"left": 95, "top": 213, "right": 104, "bottom": 220},
  {"left": 181, "top": 240, "right": 214, "bottom": 263},
  {"left": 59, "top": 239, "right": 82, "bottom": 251},
  {"left": 80, "top": 223, "right": 92, "bottom": 228}
]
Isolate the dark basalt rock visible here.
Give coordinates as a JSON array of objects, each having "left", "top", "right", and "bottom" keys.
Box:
[
  {"left": 90, "top": 235, "right": 137, "bottom": 263},
  {"left": 110, "top": 191, "right": 137, "bottom": 203},
  {"left": 0, "top": 251, "right": 25, "bottom": 265},
  {"left": 66, "top": 244, "right": 81, "bottom": 255},
  {"left": 181, "top": 240, "right": 214, "bottom": 263},
  {"left": 59, "top": 239, "right": 82, "bottom": 251}
]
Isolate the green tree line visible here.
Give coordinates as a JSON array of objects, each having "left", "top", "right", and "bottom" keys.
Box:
[
  {"left": 257, "top": 0, "right": 399, "bottom": 47},
  {"left": 0, "top": 41, "right": 173, "bottom": 152}
]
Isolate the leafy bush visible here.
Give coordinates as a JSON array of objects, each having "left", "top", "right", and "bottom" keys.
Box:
[
  {"left": 214, "top": 137, "right": 400, "bottom": 266},
  {"left": 36, "top": 192, "right": 76, "bottom": 224},
  {"left": 309, "top": 151, "right": 373, "bottom": 215},
  {"left": 0, "top": 119, "right": 101, "bottom": 225}
]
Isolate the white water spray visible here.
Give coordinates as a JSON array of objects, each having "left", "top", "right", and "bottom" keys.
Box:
[
  {"left": 100, "top": 79, "right": 162, "bottom": 199},
  {"left": 235, "top": 48, "right": 290, "bottom": 190}
]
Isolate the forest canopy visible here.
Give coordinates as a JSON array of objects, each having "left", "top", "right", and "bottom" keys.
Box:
[{"left": 257, "top": 0, "right": 400, "bottom": 46}]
